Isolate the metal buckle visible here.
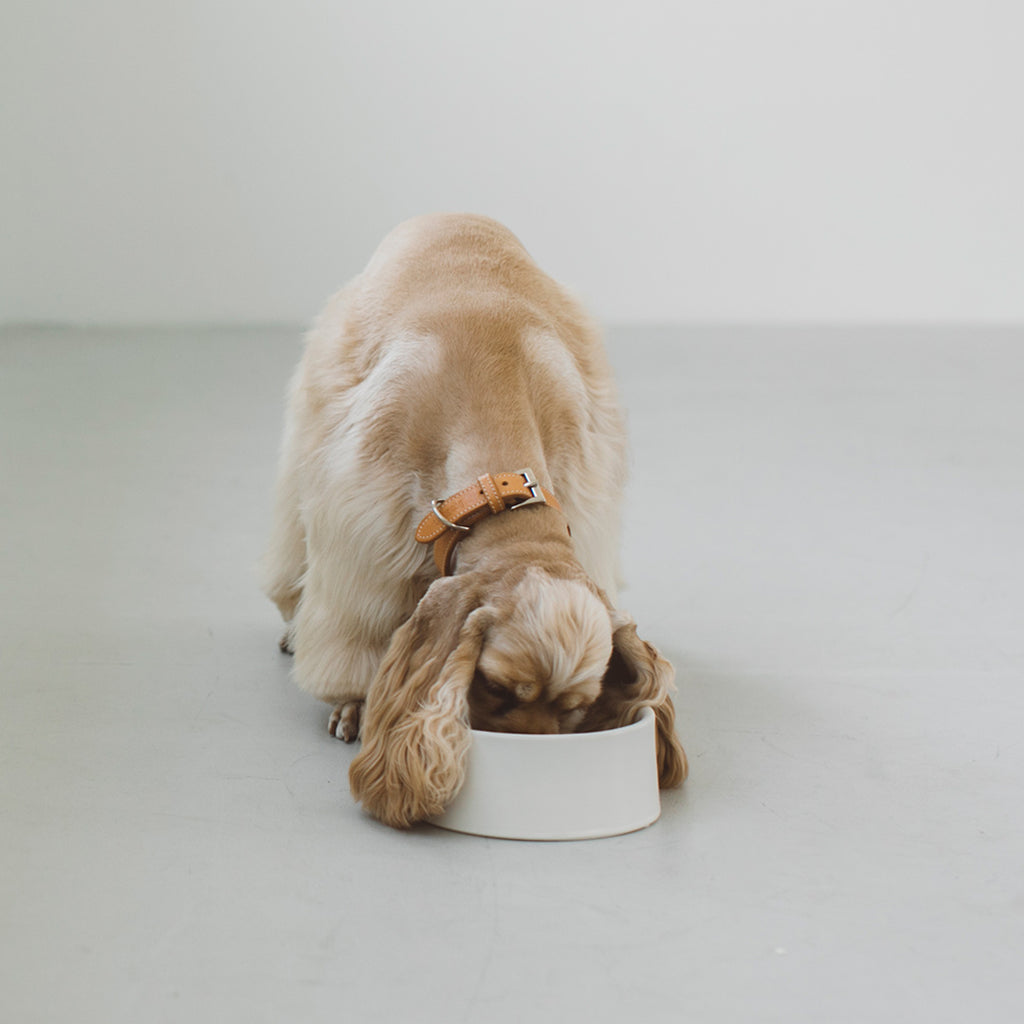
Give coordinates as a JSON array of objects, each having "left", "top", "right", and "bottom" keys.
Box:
[
  {"left": 430, "top": 499, "right": 470, "bottom": 532},
  {"left": 511, "top": 467, "right": 547, "bottom": 509}
]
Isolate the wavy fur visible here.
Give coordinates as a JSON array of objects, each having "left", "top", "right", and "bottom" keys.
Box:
[{"left": 263, "top": 213, "right": 686, "bottom": 827}]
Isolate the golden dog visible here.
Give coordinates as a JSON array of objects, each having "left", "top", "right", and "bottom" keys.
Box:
[{"left": 263, "top": 214, "right": 686, "bottom": 828}]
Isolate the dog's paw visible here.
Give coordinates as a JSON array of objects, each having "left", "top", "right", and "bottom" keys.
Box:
[
  {"left": 328, "top": 701, "right": 363, "bottom": 743},
  {"left": 278, "top": 631, "right": 294, "bottom": 655}
]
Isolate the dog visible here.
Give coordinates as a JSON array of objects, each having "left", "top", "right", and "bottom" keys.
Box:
[{"left": 263, "top": 213, "right": 687, "bottom": 828}]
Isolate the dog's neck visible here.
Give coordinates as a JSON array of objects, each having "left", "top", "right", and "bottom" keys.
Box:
[{"left": 448, "top": 504, "right": 579, "bottom": 578}]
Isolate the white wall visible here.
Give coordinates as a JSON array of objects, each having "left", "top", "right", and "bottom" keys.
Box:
[{"left": 2, "top": 1, "right": 1022, "bottom": 325}]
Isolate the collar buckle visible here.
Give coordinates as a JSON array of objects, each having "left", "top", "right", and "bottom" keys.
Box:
[{"left": 511, "top": 467, "right": 546, "bottom": 509}]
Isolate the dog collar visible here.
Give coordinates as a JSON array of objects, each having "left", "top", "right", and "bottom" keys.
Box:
[{"left": 415, "top": 468, "right": 563, "bottom": 575}]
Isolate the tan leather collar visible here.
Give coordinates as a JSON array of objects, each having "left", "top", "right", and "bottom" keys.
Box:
[{"left": 415, "top": 468, "right": 563, "bottom": 575}]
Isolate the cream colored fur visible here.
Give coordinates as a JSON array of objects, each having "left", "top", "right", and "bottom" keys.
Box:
[{"left": 263, "top": 213, "right": 686, "bottom": 828}]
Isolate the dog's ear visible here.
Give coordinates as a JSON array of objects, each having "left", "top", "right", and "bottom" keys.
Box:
[
  {"left": 348, "top": 574, "right": 493, "bottom": 828},
  {"left": 584, "top": 611, "right": 688, "bottom": 788}
]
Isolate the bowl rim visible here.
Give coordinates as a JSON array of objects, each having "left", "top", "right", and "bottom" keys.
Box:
[{"left": 466, "top": 705, "right": 654, "bottom": 745}]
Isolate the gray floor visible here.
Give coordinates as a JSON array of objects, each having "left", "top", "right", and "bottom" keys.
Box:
[{"left": 2, "top": 324, "right": 1022, "bottom": 1023}]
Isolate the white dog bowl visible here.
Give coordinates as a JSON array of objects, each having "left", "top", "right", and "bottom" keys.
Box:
[{"left": 431, "top": 707, "right": 661, "bottom": 841}]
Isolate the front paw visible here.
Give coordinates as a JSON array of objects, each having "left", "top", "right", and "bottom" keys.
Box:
[{"left": 329, "top": 701, "right": 363, "bottom": 742}]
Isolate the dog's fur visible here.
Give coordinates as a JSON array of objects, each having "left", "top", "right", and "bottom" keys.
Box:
[{"left": 263, "top": 213, "right": 686, "bottom": 828}]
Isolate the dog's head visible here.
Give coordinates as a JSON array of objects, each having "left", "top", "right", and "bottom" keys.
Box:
[
  {"left": 348, "top": 568, "right": 687, "bottom": 828},
  {"left": 466, "top": 568, "right": 612, "bottom": 735}
]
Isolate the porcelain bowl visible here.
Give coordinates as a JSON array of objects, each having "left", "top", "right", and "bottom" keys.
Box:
[{"left": 430, "top": 707, "right": 660, "bottom": 841}]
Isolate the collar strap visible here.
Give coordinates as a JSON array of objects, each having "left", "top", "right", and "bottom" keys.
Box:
[{"left": 415, "top": 468, "right": 563, "bottom": 575}]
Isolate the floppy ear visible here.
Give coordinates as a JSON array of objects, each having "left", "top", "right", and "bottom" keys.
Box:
[
  {"left": 584, "top": 612, "right": 688, "bottom": 788},
  {"left": 348, "top": 575, "right": 493, "bottom": 828}
]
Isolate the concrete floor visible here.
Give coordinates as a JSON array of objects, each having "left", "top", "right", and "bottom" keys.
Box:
[{"left": 1, "top": 324, "right": 1022, "bottom": 1023}]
